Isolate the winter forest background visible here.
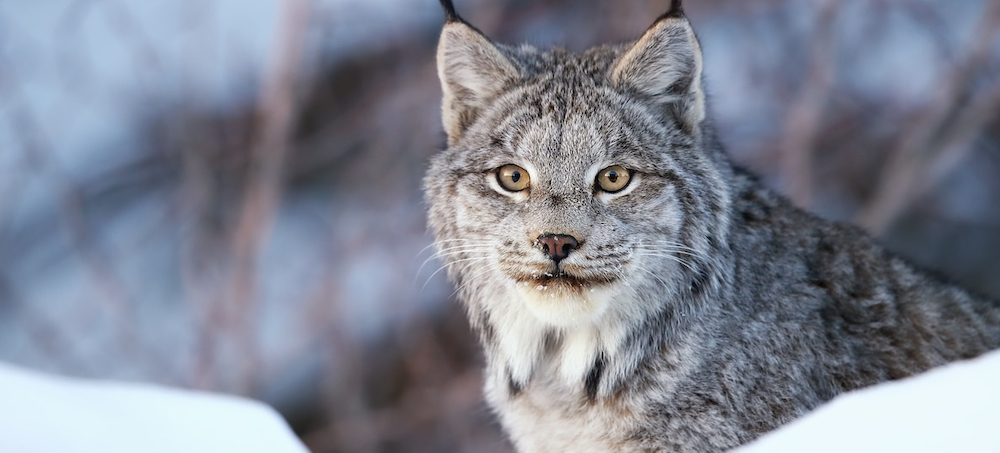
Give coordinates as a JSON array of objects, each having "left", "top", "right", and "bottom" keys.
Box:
[{"left": 1, "top": 0, "right": 999, "bottom": 451}]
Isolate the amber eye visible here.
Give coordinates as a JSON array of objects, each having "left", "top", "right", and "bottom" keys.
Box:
[
  {"left": 497, "top": 164, "right": 530, "bottom": 192},
  {"left": 596, "top": 165, "right": 632, "bottom": 193}
]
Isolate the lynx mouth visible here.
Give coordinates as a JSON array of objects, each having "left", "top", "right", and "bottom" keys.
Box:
[
  {"left": 532, "top": 273, "right": 585, "bottom": 288},
  {"left": 512, "top": 270, "right": 620, "bottom": 327},
  {"left": 513, "top": 271, "right": 614, "bottom": 291}
]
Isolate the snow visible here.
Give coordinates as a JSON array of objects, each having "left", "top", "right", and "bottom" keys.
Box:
[
  {"left": 3, "top": 349, "right": 1000, "bottom": 452},
  {"left": 733, "top": 349, "right": 1000, "bottom": 453},
  {"left": 0, "top": 362, "right": 308, "bottom": 453}
]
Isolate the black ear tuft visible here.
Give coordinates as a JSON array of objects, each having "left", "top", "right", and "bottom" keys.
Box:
[
  {"left": 654, "top": 0, "right": 685, "bottom": 23},
  {"left": 440, "top": 0, "right": 462, "bottom": 23}
]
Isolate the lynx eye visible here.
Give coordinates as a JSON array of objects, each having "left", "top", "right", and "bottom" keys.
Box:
[
  {"left": 497, "top": 165, "right": 530, "bottom": 192},
  {"left": 596, "top": 165, "right": 631, "bottom": 193}
]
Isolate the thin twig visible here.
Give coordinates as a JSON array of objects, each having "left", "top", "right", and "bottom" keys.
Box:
[
  {"left": 226, "top": 0, "right": 311, "bottom": 395},
  {"left": 777, "top": 0, "right": 838, "bottom": 208}
]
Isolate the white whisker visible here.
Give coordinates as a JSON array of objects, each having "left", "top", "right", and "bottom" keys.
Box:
[
  {"left": 450, "top": 263, "right": 498, "bottom": 299},
  {"left": 415, "top": 245, "right": 495, "bottom": 278},
  {"left": 634, "top": 251, "right": 697, "bottom": 273},
  {"left": 422, "top": 256, "right": 492, "bottom": 292}
]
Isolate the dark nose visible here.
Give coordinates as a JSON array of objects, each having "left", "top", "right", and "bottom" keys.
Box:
[{"left": 536, "top": 233, "right": 579, "bottom": 263}]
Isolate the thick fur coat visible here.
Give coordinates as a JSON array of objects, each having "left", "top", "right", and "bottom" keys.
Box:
[{"left": 423, "top": 1, "right": 1000, "bottom": 451}]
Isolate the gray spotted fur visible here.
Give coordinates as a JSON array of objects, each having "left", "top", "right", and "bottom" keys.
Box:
[{"left": 423, "top": 1, "right": 1000, "bottom": 451}]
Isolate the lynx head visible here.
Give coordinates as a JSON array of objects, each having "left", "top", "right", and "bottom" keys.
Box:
[{"left": 425, "top": 0, "right": 732, "bottom": 374}]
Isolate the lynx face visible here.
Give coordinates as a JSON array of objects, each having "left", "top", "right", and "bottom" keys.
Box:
[
  {"left": 430, "top": 84, "right": 699, "bottom": 327},
  {"left": 425, "top": 6, "right": 732, "bottom": 383}
]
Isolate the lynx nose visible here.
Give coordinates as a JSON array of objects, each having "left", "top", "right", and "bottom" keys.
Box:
[{"left": 536, "top": 233, "right": 579, "bottom": 263}]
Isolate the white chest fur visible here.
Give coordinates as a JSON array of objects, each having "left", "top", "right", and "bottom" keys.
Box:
[
  {"left": 485, "top": 369, "right": 643, "bottom": 453},
  {"left": 478, "top": 284, "right": 656, "bottom": 452}
]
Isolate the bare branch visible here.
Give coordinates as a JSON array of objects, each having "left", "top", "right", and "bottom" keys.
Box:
[
  {"left": 225, "top": 0, "right": 311, "bottom": 395},
  {"left": 857, "top": 0, "right": 1000, "bottom": 234}
]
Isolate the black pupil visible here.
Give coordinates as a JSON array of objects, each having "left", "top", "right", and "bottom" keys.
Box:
[
  {"left": 607, "top": 171, "right": 619, "bottom": 183},
  {"left": 510, "top": 170, "right": 521, "bottom": 183}
]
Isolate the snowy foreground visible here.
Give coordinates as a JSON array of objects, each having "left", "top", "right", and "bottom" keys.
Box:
[
  {"left": 2, "top": 351, "right": 1000, "bottom": 453},
  {"left": 0, "top": 363, "right": 308, "bottom": 453},
  {"left": 735, "top": 348, "right": 1000, "bottom": 452}
]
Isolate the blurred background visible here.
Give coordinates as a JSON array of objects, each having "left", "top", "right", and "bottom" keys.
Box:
[{"left": 1, "top": 0, "right": 998, "bottom": 451}]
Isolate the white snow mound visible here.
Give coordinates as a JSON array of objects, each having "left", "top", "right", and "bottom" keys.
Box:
[
  {"left": 734, "top": 348, "right": 1000, "bottom": 453},
  {"left": 0, "top": 362, "right": 308, "bottom": 453}
]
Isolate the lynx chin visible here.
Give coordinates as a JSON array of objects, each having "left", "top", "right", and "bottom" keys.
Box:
[{"left": 422, "top": 0, "right": 1000, "bottom": 451}]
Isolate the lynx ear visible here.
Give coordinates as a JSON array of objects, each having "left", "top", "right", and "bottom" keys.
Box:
[
  {"left": 436, "top": 4, "right": 518, "bottom": 146},
  {"left": 611, "top": 1, "right": 705, "bottom": 132}
]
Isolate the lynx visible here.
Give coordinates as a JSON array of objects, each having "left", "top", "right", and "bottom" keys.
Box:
[{"left": 423, "top": 0, "right": 1000, "bottom": 451}]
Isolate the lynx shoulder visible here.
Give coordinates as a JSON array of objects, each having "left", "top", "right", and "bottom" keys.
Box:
[{"left": 423, "top": 0, "right": 1000, "bottom": 451}]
